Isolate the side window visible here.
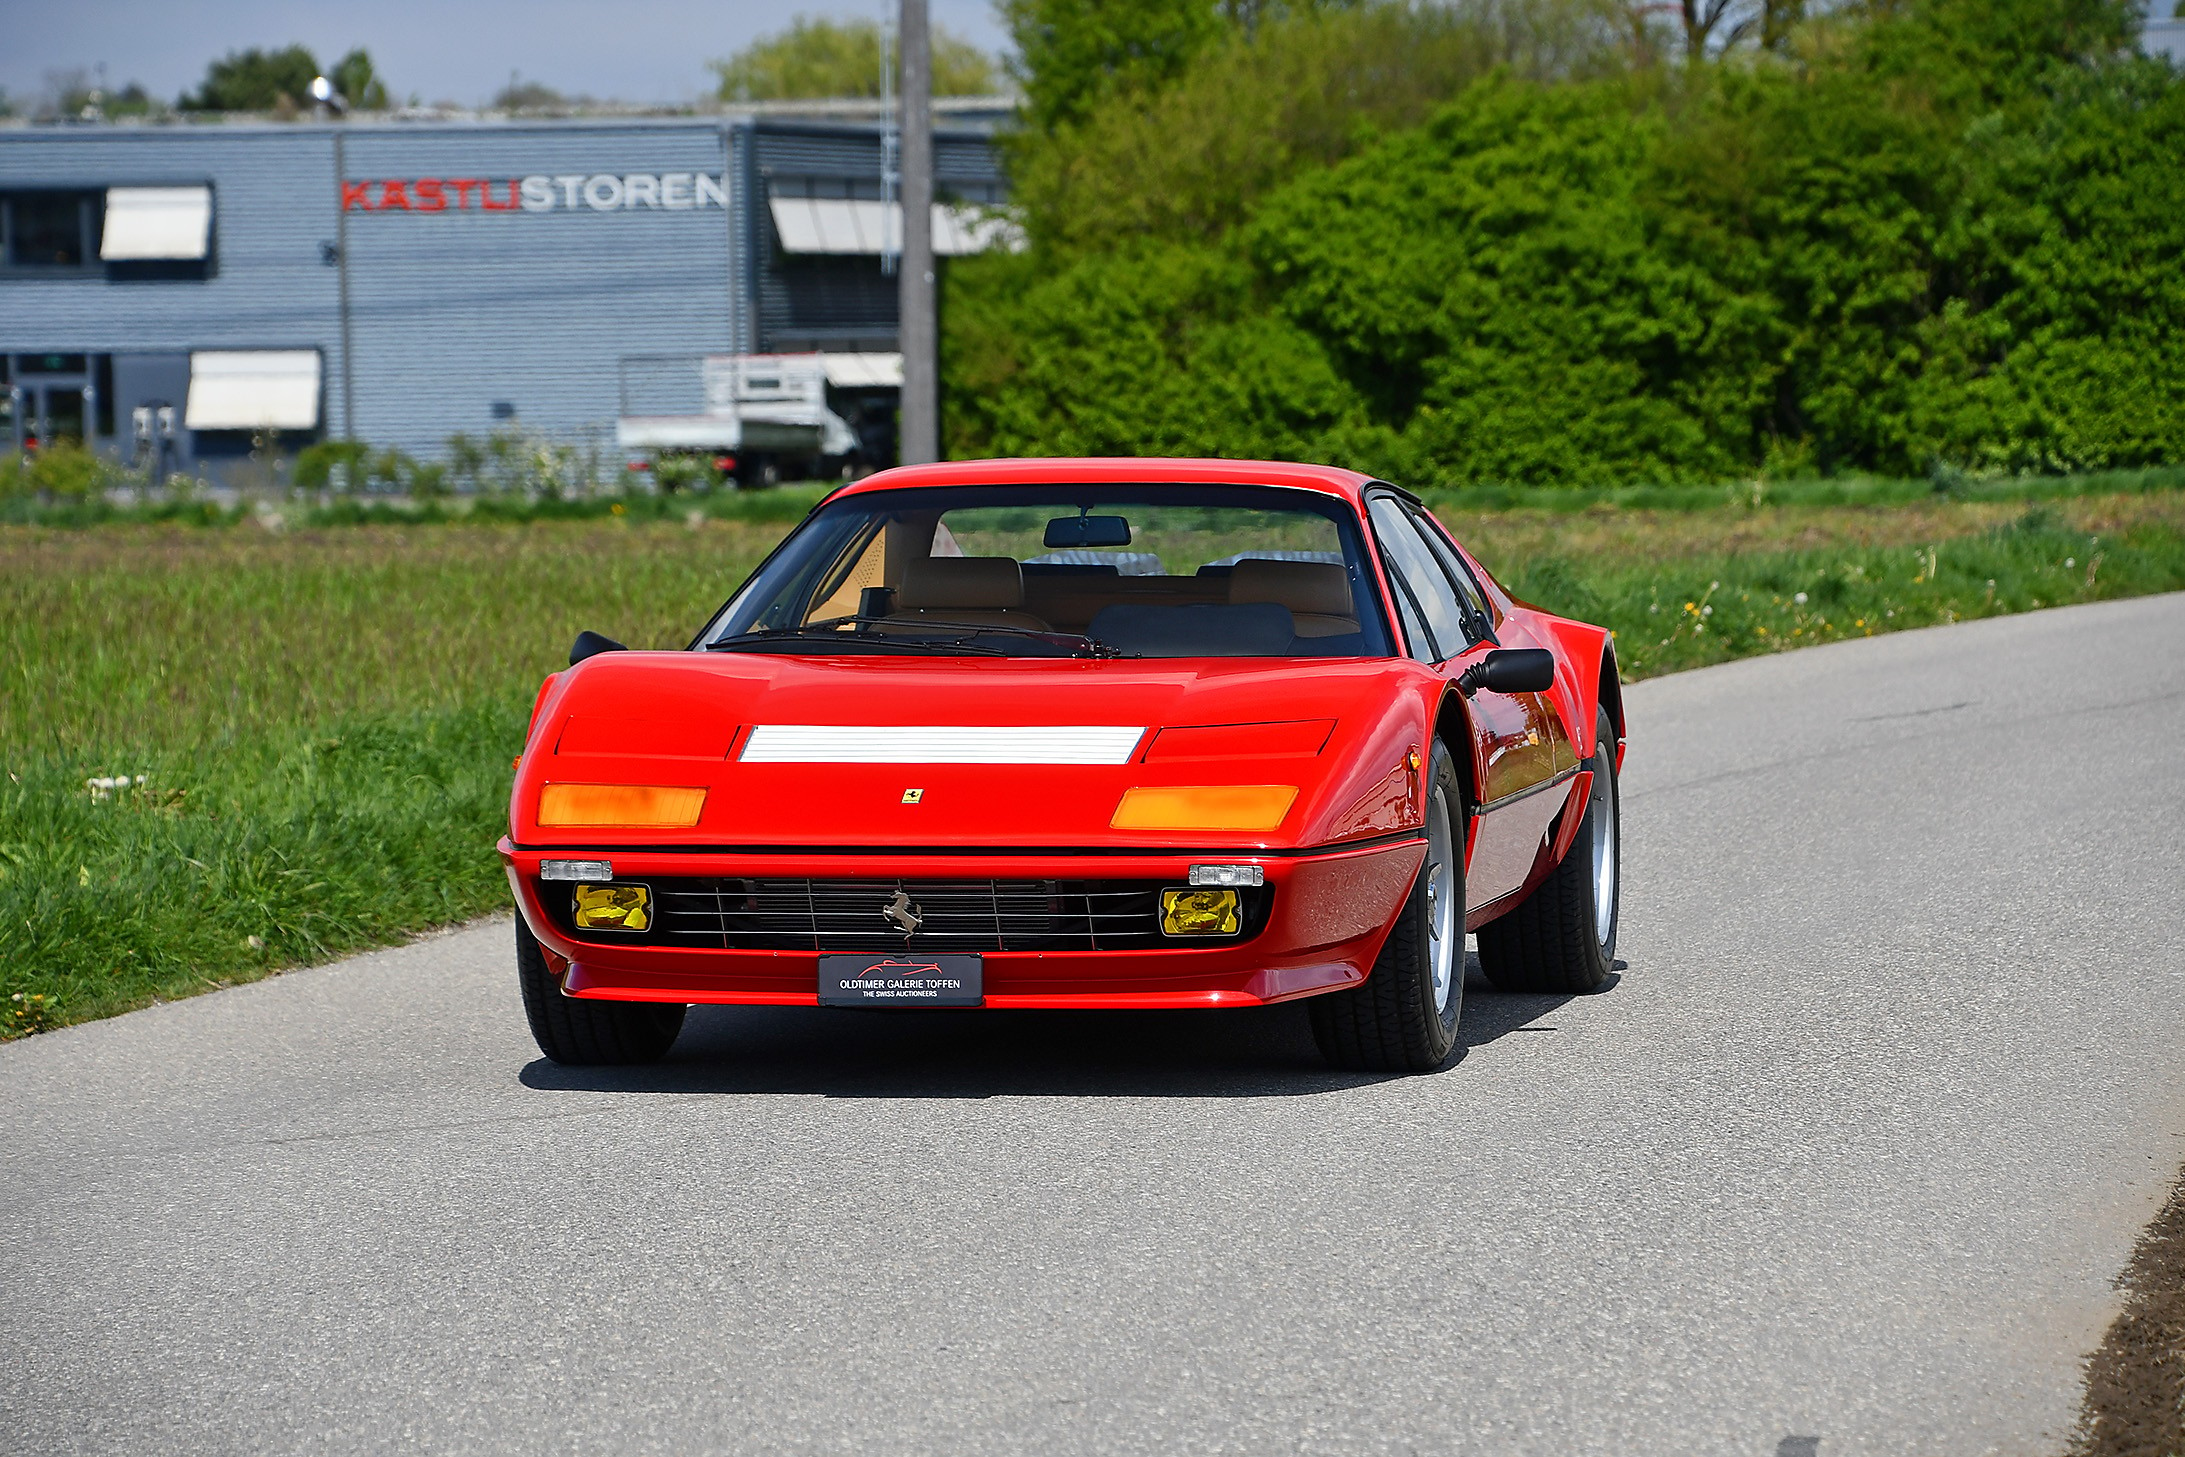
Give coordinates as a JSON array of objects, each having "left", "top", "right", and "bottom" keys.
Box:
[
  {"left": 1382, "top": 557, "right": 1435, "bottom": 661},
  {"left": 1404, "top": 504, "right": 1495, "bottom": 640},
  {"left": 1368, "top": 496, "right": 1469, "bottom": 662}
]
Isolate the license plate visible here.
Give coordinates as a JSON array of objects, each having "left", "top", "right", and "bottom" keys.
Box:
[{"left": 819, "top": 953, "right": 984, "bottom": 1008}]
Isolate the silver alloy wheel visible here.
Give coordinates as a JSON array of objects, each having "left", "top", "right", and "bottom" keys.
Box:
[
  {"left": 1424, "top": 782, "right": 1459, "bottom": 1013},
  {"left": 1590, "top": 740, "right": 1618, "bottom": 947}
]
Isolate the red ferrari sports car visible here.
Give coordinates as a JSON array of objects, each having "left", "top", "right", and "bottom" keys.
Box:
[{"left": 501, "top": 458, "right": 1624, "bottom": 1073}]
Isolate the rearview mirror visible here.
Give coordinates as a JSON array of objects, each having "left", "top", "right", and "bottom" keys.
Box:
[
  {"left": 1457, "top": 647, "right": 1555, "bottom": 696},
  {"left": 570, "top": 630, "right": 626, "bottom": 665},
  {"left": 1043, "top": 514, "right": 1132, "bottom": 549}
]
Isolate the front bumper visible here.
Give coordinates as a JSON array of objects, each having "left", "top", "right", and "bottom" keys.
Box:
[{"left": 498, "top": 837, "right": 1424, "bottom": 1009}]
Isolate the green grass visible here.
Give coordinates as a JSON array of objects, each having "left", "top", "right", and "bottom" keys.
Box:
[
  {"left": 1498, "top": 502, "right": 2185, "bottom": 679},
  {"left": 2, "top": 520, "right": 780, "bottom": 1032},
  {"left": 5, "top": 491, "right": 2183, "bottom": 1035}
]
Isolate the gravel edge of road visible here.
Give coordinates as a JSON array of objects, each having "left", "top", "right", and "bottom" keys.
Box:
[{"left": 2075, "top": 1172, "right": 2185, "bottom": 1457}]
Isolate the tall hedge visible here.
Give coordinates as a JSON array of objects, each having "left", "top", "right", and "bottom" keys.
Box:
[{"left": 943, "top": 0, "right": 2183, "bottom": 486}]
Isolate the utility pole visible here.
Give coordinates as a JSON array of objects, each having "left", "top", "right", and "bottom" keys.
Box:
[
  {"left": 897, "top": 0, "right": 937, "bottom": 464},
  {"left": 880, "top": 11, "right": 899, "bottom": 277},
  {"left": 332, "top": 128, "right": 356, "bottom": 445}
]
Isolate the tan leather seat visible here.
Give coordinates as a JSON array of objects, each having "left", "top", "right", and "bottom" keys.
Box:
[
  {"left": 1023, "top": 571, "right": 1225, "bottom": 631},
  {"left": 1227, "top": 560, "right": 1358, "bottom": 637},
  {"left": 891, "top": 556, "right": 1054, "bottom": 631}
]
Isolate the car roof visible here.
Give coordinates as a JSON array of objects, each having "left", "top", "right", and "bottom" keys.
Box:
[{"left": 819, "top": 458, "right": 1382, "bottom": 508}]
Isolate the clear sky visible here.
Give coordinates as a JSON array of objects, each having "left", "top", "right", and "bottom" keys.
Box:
[{"left": 5, "top": 0, "right": 1014, "bottom": 110}]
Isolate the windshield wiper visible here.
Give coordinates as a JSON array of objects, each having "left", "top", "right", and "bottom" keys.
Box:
[
  {"left": 890, "top": 619, "right": 1137, "bottom": 659},
  {"left": 704, "top": 624, "right": 1007, "bottom": 656},
  {"left": 707, "top": 616, "right": 1135, "bottom": 659}
]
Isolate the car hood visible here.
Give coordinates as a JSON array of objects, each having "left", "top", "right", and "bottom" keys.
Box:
[{"left": 511, "top": 650, "right": 1432, "bottom": 852}]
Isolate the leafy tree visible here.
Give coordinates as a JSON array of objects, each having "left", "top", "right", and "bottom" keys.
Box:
[
  {"left": 1007, "top": 0, "right": 1629, "bottom": 250},
  {"left": 711, "top": 16, "right": 999, "bottom": 102},
  {"left": 39, "top": 69, "right": 99, "bottom": 120},
  {"left": 179, "top": 45, "right": 321, "bottom": 111},
  {"left": 107, "top": 83, "right": 160, "bottom": 117},
  {"left": 1663, "top": 0, "right": 1807, "bottom": 56},
  {"left": 1001, "top": 0, "right": 1230, "bottom": 132},
  {"left": 33, "top": 69, "right": 158, "bottom": 121},
  {"left": 493, "top": 77, "right": 567, "bottom": 111},
  {"left": 1910, "top": 58, "right": 2185, "bottom": 470},
  {"left": 1003, "top": 1, "right": 1389, "bottom": 134},
  {"left": 330, "top": 48, "right": 390, "bottom": 110},
  {"left": 945, "top": 0, "right": 2178, "bottom": 485}
]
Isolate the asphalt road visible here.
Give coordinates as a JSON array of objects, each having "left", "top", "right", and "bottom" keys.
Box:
[{"left": 7, "top": 595, "right": 2185, "bottom": 1456}]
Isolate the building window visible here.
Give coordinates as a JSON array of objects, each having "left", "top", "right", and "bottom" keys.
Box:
[{"left": 2, "top": 191, "right": 103, "bottom": 269}]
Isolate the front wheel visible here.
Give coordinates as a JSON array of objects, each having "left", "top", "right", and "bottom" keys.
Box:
[
  {"left": 516, "top": 918, "right": 686, "bottom": 1065},
  {"left": 1308, "top": 740, "right": 1465, "bottom": 1073},
  {"left": 1477, "top": 704, "right": 1620, "bottom": 994}
]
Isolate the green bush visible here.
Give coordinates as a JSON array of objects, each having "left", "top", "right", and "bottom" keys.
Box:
[
  {"left": 650, "top": 454, "right": 717, "bottom": 494},
  {"left": 1002, "top": 0, "right": 1627, "bottom": 252},
  {"left": 292, "top": 439, "right": 372, "bottom": 493},
  {"left": 1908, "top": 60, "right": 2185, "bottom": 472},
  {"left": 6, "top": 441, "right": 121, "bottom": 500},
  {"left": 445, "top": 429, "right": 604, "bottom": 497},
  {"left": 303, "top": 441, "right": 455, "bottom": 497},
  {"left": 946, "top": 0, "right": 2180, "bottom": 486}
]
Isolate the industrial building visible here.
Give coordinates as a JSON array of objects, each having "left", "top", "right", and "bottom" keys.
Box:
[{"left": 0, "top": 107, "right": 1012, "bottom": 480}]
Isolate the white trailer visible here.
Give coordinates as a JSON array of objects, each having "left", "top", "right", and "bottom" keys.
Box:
[{"left": 617, "top": 352, "right": 900, "bottom": 482}]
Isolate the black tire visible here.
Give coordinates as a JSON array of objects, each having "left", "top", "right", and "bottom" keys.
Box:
[
  {"left": 1477, "top": 704, "right": 1620, "bottom": 995},
  {"left": 1308, "top": 740, "right": 1466, "bottom": 1073},
  {"left": 516, "top": 917, "right": 686, "bottom": 1065}
]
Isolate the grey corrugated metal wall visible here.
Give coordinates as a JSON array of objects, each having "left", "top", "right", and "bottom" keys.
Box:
[
  {"left": 0, "top": 127, "right": 345, "bottom": 384},
  {"left": 0, "top": 120, "right": 739, "bottom": 464},
  {"left": 0, "top": 115, "right": 1005, "bottom": 468},
  {"left": 337, "top": 121, "right": 734, "bottom": 456}
]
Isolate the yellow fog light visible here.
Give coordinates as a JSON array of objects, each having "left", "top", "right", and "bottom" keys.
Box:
[
  {"left": 1161, "top": 887, "right": 1241, "bottom": 937},
  {"left": 537, "top": 783, "right": 707, "bottom": 827},
  {"left": 1111, "top": 785, "right": 1297, "bottom": 832},
  {"left": 572, "top": 883, "right": 651, "bottom": 932}
]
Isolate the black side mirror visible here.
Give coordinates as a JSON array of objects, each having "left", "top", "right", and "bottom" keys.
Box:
[
  {"left": 1457, "top": 647, "right": 1555, "bottom": 696},
  {"left": 570, "top": 630, "right": 626, "bottom": 666}
]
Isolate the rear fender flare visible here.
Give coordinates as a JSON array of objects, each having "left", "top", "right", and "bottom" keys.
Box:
[{"left": 1597, "top": 639, "right": 1627, "bottom": 767}]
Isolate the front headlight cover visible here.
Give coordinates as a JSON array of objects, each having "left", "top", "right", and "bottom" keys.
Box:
[
  {"left": 1111, "top": 785, "right": 1297, "bottom": 832},
  {"left": 1161, "top": 887, "right": 1241, "bottom": 936},
  {"left": 572, "top": 883, "right": 652, "bottom": 932}
]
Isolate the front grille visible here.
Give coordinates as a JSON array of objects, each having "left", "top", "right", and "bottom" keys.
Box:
[{"left": 552, "top": 878, "right": 1267, "bottom": 953}]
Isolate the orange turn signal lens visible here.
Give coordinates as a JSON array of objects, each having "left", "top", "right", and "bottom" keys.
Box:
[
  {"left": 1110, "top": 785, "right": 1298, "bottom": 832},
  {"left": 536, "top": 783, "right": 707, "bottom": 828}
]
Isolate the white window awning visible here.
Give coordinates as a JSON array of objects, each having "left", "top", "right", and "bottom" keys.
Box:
[
  {"left": 767, "top": 196, "right": 1023, "bottom": 257},
  {"left": 820, "top": 352, "right": 904, "bottom": 389},
  {"left": 185, "top": 351, "right": 322, "bottom": 430},
  {"left": 101, "top": 186, "right": 213, "bottom": 261}
]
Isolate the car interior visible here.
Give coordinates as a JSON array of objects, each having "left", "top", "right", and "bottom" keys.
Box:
[
  {"left": 710, "top": 493, "right": 1392, "bottom": 658},
  {"left": 858, "top": 547, "right": 1370, "bottom": 656}
]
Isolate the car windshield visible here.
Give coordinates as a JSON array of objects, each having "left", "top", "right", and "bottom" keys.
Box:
[{"left": 697, "top": 483, "right": 1395, "bottom": 658}]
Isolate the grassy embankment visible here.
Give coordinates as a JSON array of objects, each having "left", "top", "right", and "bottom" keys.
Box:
[{"left": 6, "top": 483, "right": 2184, "bottom": 1035}]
